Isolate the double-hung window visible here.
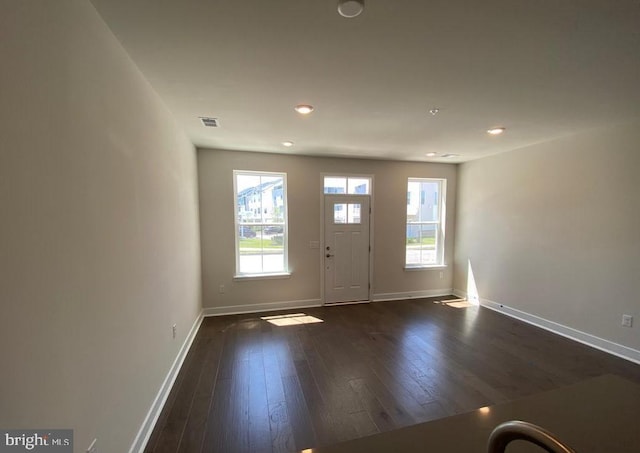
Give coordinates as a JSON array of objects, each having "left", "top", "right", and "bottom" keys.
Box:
[
  {"left": 405, "top": 178, "right": 446, "bottom": 267},
  {"left": 234, "top": 171, "right": 288, "bottom": 276}
]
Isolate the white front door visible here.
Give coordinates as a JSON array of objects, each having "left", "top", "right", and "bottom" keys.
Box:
[{"left": 324, "top": 195, "right": 370, "bottom": 304}]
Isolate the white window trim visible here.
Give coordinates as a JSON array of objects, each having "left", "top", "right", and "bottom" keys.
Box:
[
  {"left": 404, "top": 264, "right": 448, "bottom": 271},
  {"left": 233, "top": 272, "right": 291, "bottom": 280},
  {"left": 233, "top": 170, "right": 288, "bottom": 277},
  {"left": 405, "top": 177, "right": 446, "bottom": 269}
]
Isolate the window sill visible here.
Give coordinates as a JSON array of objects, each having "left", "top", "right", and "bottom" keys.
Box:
[
  {"left": 404, "top": 264, "right": 447, "bottom": 271},
  {"left": 234, "top": 272, "right": 291, "bottom": 281}
]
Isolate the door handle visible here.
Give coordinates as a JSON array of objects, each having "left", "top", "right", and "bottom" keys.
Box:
[{"left": 326, "top": 254, "right": 334, "bottom": 258}]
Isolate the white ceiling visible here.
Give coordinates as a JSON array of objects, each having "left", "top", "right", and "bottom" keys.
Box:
[{"left": 90, "top": 0, "right": 640, "bottom": 163}]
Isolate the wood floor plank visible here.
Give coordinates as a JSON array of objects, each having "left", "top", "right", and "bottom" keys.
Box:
[
  {"left": 201, "top": 378, "right": 232, "bottom": 453},
  {"left": 177, "top": 394, "right": 210, "bottom": 453},
  {"left": 249, "top": 349, "right": 272, "bottom": 453},
  {"left": 268, "top": 401, "right": 295, "bottom": 453},
  {"left": 348, "top": 378, "right": 400, "bottom": 432},
  {"left": 229, "top": 357, "right": 250, "bottom": 453},
  {"left": 297, "top": 326, "right": 364, "bottom": 415},
  {"left": 281, "top": 373, "right": 317, "bottom": 450},
  {"left": 365, "top": 356, "right": 441, "bottom": 421},
  {"left": 262, "top": 340, "right": 287, "bottom": 406}
]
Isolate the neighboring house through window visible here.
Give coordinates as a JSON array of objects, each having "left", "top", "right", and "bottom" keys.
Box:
[
  {"left": 406, "top": 178, "right": 446, "bottom": 267},
  {"left": 234, "top": 171, "right": 287, "bottom": 276}
]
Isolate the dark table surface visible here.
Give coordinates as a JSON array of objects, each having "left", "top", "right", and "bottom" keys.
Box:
[{"left": 302, "top": 374, "right": 640, "bottom": 453}]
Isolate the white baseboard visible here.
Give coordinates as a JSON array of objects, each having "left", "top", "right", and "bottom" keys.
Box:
[
  {"left": 129, "top": 312, "right": 204, "bottom": 453},
  {"left": 453, "top": 289, "right": 640, "bottom": 365},
  {"left": 203, "top": 298, "right": 323, "bottom": 317},
  {"left": 372, "top": 289, "right": 453, "bottom": 302}
]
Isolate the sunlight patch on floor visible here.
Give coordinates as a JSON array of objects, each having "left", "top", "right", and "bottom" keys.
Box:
[
  {"left": 446, "top": 300, "right": 474, "bottom": 308},
  {"left": 261, "top": 313, "right": 324, "bottom": 326},
  {"left": 433, "top": 298, "right": 474, "bottom": 308}
]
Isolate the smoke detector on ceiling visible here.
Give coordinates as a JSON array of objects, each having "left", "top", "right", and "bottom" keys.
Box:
[
  {"left": 338, "top": 0, "right": 364, "bottom": 18},
  {"left": 199, "top": 117, "right": 219, "bottom": 127}
]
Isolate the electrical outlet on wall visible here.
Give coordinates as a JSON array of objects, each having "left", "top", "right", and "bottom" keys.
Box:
[{"left": 622, "top": 315, "right": 633, "bottom": 328}]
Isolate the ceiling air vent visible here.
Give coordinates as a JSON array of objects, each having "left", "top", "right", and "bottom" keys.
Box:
[{"left": 199, "top": 117, "right": 219, "bottom": 128}]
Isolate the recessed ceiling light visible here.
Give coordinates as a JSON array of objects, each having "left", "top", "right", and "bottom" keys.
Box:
[
  {"left": 487, "top": 127, "right": 506, "bottom": 135},
  {"left": 426, "top": 152, "right": 437, "bottom": 157},
  {"left": 294, "top": 104, "right": 314, "bottom": 115},
  {"left": 338, "top": 0, "right": 364, "bottom": 18},
  {"left": 442, "top": 153, "right": 459, "bottom": 158},
  {"left": 282, "top": 141, "right": 294, "bottom": 147}
]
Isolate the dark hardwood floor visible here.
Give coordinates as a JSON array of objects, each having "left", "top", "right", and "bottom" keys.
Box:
[{"left": 144, "top": 297, "right": 640, "bottom": 453}]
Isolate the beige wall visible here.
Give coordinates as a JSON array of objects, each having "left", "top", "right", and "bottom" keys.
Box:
[
  {"left": 0, "top": 1, "right": 201, "bottom": 452},
  {"left": 198, "top": 149, "right": 457, "bottom": 310},
  {"left": 454, "top": 121, "right": 640, "bottom": 353}
]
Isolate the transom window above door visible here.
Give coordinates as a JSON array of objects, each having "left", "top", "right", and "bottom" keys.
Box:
[{"left": 323, "top": 176, "right": 371, "bottom": 195}]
